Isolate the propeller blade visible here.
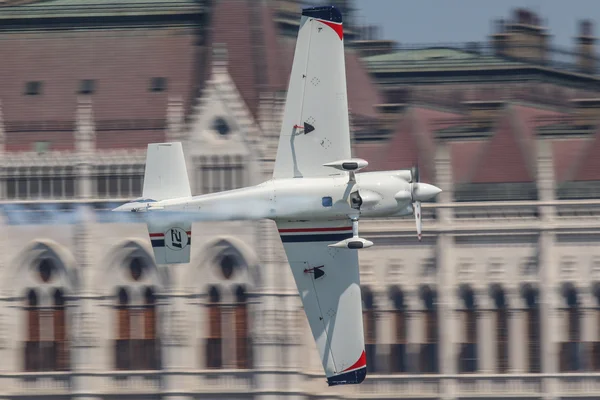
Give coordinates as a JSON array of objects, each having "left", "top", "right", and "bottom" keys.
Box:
[
  {"left": 414, "top": 201, "right": 422, "bottom": 241},
  {"left": 411, "top": 164, "right": 420, "bottom": 183}
]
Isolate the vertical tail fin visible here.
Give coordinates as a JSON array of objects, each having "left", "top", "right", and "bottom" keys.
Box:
[
  {"left": 143, "top": 142, "right": 192, "bottom": 265},
  {"left": 143, "top": 142, "right": 191, "bottom": 201}
]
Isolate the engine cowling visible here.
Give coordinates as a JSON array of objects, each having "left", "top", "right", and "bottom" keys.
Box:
[
  {"left": 358, "top": 189, "right": 382, "bottom": 209},
  {"left": 350, "top": 189, "right": 382, "bottom": 211}
]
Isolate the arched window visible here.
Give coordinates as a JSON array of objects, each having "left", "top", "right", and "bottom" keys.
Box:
[
  {"left": 206, "top": 286, "right": 222, "bottom": 369},
  {"left": 560, "top": 284, "right": 581, "bottom": 372},
  {"left": 114, "top": 282, "right": 160, "bottom": 371},
  {"left": 492, "top": 285, "right": 509, "bottom": 373},
  {"left": 24, "top": 259, "right": 70, "bottom": 373},
  {"left": 235, "top": 285, "right": 251, "bottom": 369},
  {"left": 593, "top": 283, "right": 600, "bottom": 371},
  {"left": 362, "top": 286, "right": 377, "bottom": 373},
  {"left": 420, "top": 286, "right": 438, "bottom": 373},
  {"left": 24, "top": 289, "right": 40, "bottom": 371},
  {"left": 458, "top": 285, "right": 477, "bottom": 373},
  {"left": 523, "top": 285, "right": 541, "bottom": 373},
  {"left": 390, "top": 286, "right": 407, "bottom": 373},
  {"left": 143, "top": 287, "right": 160, "bottom": 370},
  {"left": 114, "top": 256, "right": 160, "bottom": 371},
  {"left": 54, "top": 289, "right": 69, "bottom": 371},
  {"left": 115, "top": 287, "right": 130, "bottom": 370}
]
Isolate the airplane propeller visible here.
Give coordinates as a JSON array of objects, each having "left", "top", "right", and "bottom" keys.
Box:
[{"left": 410, "top": 164, "right": 423, "bottom": 241}]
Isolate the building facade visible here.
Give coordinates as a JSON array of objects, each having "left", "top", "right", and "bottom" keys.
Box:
[{"left": 1, "top": 1, "right": 600, "bottom": 399}]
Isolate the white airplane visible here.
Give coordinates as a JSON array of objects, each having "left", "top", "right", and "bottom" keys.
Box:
[{"left": 114, "top": 5, "right": 441, "bottom": 385}]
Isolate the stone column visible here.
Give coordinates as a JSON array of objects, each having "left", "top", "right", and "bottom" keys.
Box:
[
  {"left": 538, "top": 231, "right": 559, "bottom": 400},
  {"left": 435, "top": 141, "right": 456, "bottom": 399},
  {"left": 508, "top": 292, "right": 525, "bottom": 373},
  {"left": 435, "top": 139, "right": 454, "bottom": 224},
  {"left": 581, "top": 289, "right": 596, "bottom": 370},
  {"left": 536, "top": 139, "right": 556, "bottom": 221},
  {"left": 253, "top": 217, "right": 288, "bottom": 400},
  {"left": 406, "top": 289, "right": 423, "bottom": 373},
  {"left": 376, "top": 288, "right": 392, "bottom": 373},
  {"left": 161, "top": 285, "right": 194, "bottom": 400},
  {"left": 0, "top": 99, "right": 5, "bottom": 199},
  {"left": 477, "top": 291, "right": 494, "bottom": 373},
  {"left": 437, "top": 235, "right": 457, "bottom": 400},
  {"left": 70, "top": 206, "right": 106, "bottom": 400},
  {"left": 166, "top": 96, "right": 185, "bottom": 143},
  {"left": 0, "top": 211, "right": 13, "bottom": 373},
  {"left": 285, "top": 295, "right": 304, "bottom": 399}
]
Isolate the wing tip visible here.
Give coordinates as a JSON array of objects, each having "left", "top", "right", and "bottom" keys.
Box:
[
  {"left": 302, "top": 5, "right": 342, "bottom": 24},
  {"left": 327, "top": 350, "right": 367, "bottom": 386},
  {"left": 327, "top": 366, "right": 367, "bottom": 386}
]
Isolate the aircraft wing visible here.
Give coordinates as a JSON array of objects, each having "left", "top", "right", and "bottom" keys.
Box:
[
  {"left": 277, "top": 220, "right": 367, "bottom": 385},
  {"left": 273, "top": 6, "right": 351, "bottom": 179}
]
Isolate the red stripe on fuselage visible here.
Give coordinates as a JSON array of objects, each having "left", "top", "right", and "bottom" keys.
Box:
[
  {"left": 342, "top": 350, "right": 366, "bottom": 373},
  {"left": 149, "top": 231, "right": 192, "bottom": 238},
  {"left": 278, "top": 226, "right": 352, "bottom": 233},
  {"left": 317, "top": 19, "right": 343, "bottom": 40}
]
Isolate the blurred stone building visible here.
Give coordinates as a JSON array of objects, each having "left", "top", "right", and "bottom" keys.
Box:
[{"left": 0, "top": 1, "right": 600, "bottom": 399}]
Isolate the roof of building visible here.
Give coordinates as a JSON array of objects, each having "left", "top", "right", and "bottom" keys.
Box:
[
  {"left": 206, "top": 0, "right": 383, "bottom": 120},
  {"left": 354, "top": 105, "right": 464, "bottom": 183},
  {"left": 0, "top": 0, "right": 384, "bottom": 152},
  {"left": 355, "top": 102, "right": 600, "bottom": 188},
  {"left": 366, "top": 47, "right": 501, "bottom": 62},
  {"left": 363, "top": 43, "right": 600, "bottom": 91},
  {"left": 2, "top": 0, "right": 600, "bottom": 191},
  {"left": 0, "top": 0, "right": 201, "bottom": 16},
  {"left": 364, "top": 46, "right": 526, "bottom": 71},
  {"left": 467, "top": 110, "right": 534, "bottom": 184},
  {"left": 0, "top": 27, "right": 197, "bottom": 151},
  {"left": 564, "top": 126, "right": 600, "bottom": 181}
]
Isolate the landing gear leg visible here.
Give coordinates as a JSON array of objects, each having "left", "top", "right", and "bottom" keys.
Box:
[{"left": 351, "top": 215, "right": 359, "bottom": 239}]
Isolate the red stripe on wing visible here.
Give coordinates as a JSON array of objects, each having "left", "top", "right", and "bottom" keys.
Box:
[
  {"left": 278, "top": 226, "right": 352, "bottom": 233},
  {"left": 318, "top": 19, "right": 343, "bottom": 40},
  {"left": 341, "top": 350, "right": 366, "bottom": 373}
]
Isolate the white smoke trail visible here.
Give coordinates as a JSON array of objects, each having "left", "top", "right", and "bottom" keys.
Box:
[{"left": 1, "top": 193, "right": 323, "bottom": 227}]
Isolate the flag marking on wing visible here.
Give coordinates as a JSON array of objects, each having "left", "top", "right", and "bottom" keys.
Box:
[
  {"left": 278, "top": 226, "right": 352, "bottom": 243},
  {"left": 149, "top": 231, "right": 192, "bottom": 248}
]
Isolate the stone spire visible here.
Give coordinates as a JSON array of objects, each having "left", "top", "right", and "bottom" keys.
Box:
[
  {"left": 212, "top": 42, "right": 228, "bottom": 75},
  {"left": 0, "top": 99, "right": 5, "bottom": 154},
  {"left": 75, "top": 96, "right": 96, "bottom": 154},
  {"left": 75, "top": 97, "right": 96, "bottom": 199},
  {"left": 166, "top": 95, "right": 185, "bottom": 142}
]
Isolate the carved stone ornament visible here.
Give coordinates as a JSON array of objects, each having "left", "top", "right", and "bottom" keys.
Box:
[
  {"left": 74, "top": 311, "right": 99, "bottom": 347},
  {"left": 0, "top": 313, "right": 7, "bottom": 349},
  {"left": 164, "top": 310, "right": 188, "bottom": 346}
]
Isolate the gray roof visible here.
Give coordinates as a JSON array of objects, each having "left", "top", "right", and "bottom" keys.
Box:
[
  {"left": 0, "top": 0, "right": 203, "bottom": 18},
  {"left": 364, "top": 46, "right": 526, "bottom": 72}
]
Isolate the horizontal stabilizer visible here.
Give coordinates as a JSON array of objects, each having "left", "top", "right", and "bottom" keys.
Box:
[{"left": 147, "top": 217, "right": 192, "bottom": 264}]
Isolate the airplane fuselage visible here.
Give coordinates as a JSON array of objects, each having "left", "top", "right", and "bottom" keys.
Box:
[{"left": 117, "top": 170, "right": 440, "bottom": 222}]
